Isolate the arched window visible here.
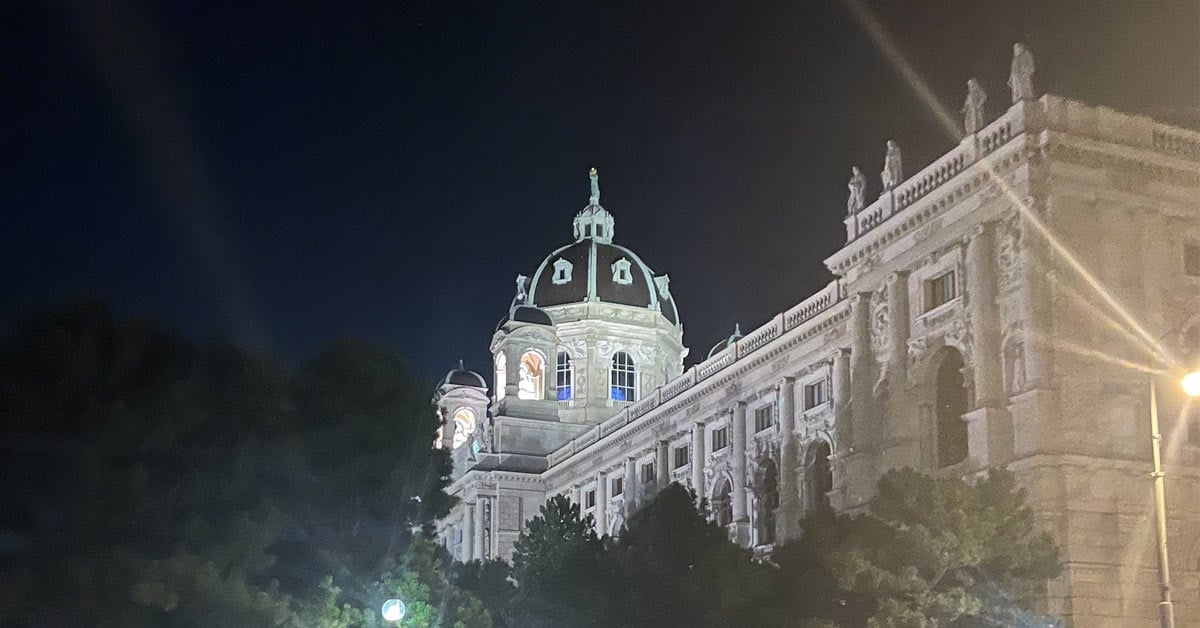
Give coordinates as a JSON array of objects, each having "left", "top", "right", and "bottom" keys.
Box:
[
  {"left": 494, "top": 352, "right": 506, "bottom": 401},
  {"left": 518, "top": 351, "right": 545, "bottom": 400},
  {"left": 805, "top": 440, "right": 833, "bottom": 512},
  {"left": 556, "top": 351, "right": 573, "bottom": 401},
  {"left": 611, "top": 352, "right": 637, "bottom": 401},
  {"left": 452, "top": 407, "right": 476, "bottom": 449},
  {"left": 714, "top": 479, "right": 733, "bottom": 527},
  {"left": 936, "top": 349, "right": 969, "bottom": 467},
  {"left": 757, "top": 458, "right": 779, "bottom": 546}
]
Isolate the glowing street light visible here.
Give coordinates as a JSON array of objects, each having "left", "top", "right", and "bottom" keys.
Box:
[
  {"left": 1147, "top": 367, "right": 1200, "bottom": 628},
  {"left": 381, "top": 599, "right": 406, "bottom": 623}
]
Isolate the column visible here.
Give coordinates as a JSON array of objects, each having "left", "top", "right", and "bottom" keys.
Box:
[
  {"left": 656, "top": 440, "right": 670, "bottom": 489},
  {"left": 731, "top": 402, "right": 749, "bottom": 545},
  {"left": 965, "top": 222, "right": 1012, "bottom": 466},
  {"left": 462, "top": 503, "right": 475, "bottom": 562},
  {"left": 572, "top": 484, "right": 583, "bottom": 508},
  {"left": 848, "top": 292, "right": 873, "bottom": 451},
  {"left": 832, "top": 348, "right": 851, "bottom": 419},
  {"left": 691, "top": 422, "right": 706, "bottom": 501},
  {"left": 595, "top": 471, "right": 608, "bottom": 535},
  {"left": 883, "top": 271, "right": 912, "bottom": 468},
  {"left": 623, "top": 457, "right": 637, "bottom": 518},
  {"left": 473, "top": 497, "right": 485, "bottom": 560},
  {"left": 842, "top": 292, "right": 876, "bottom": 510},
  {"left": 777, "top": 376, "right": 801, "bottom": 544}
]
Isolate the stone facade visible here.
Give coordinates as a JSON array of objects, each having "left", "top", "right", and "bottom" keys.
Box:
[{"left": 434, "top": 89, "right": 1200, "bottom": 626}]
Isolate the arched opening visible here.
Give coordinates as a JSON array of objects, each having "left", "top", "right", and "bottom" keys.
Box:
[
  {"left": 756, "top": 458, "right": 779, "bottom": 546},
  {"left": 556, "top": 351, "right": 573, "bottom": 401},
  {"left": 805, "top": 440, "right": 833, "bottom": 513},
  {"left": 935, "top": 349, "right": 969, "bottom": 467},
  {"left": 452, "top": 407, "right": 476, "bottom": 449},
  {"left": 713, "top": 479, "right": 733, "bottom": 527},
  {"left": 494, "top": 352, "right": 506, "bottom": 401},
  {"left": 518, "top": 351, "right": 545, "bottom": 400},
  {"left": 611, "top": 351, "right": 637, "bottom": 402}
]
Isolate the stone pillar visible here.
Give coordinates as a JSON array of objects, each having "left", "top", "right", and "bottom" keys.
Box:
[
  {"left": 777, "top": 376, "right": 801, "bottom": 543},
  {"left": 1012, "top": 208, "right": 1056, "bottom": 458},
  {"left": 462, "top": 502, "right": 475, "bottom": 562},
  {"left": 691, "top": 423, "right": 706, "bottom": 502},
  {"left": 964, "top": 223, "right": 1013, "bottom": 467},
  {"left": 441, "top": 409, "right": 457, "bottom": 452},
  {"left": 595, "top": 471, "right": 608, "bottom": 535},
  {"left": 572, "top": 484, "right": 582, "bottom": 507},
  {"left": 656, "top": 440, "right": 670, "bottom": 489},
  {"left": 623, "top": 457, "right": 637, "bottom": 518},
  {"left": 473, "top": 497, "right": 485, "bottom": 560},
  {"left": 832, "top": 348, "right": 851, "bottom": 418},
  {"left": 731, "top": 402, "right": 750, "bottom": 545},
  {"left": 840, "top": 292, "right": 876, "bottom": 511},
  {"left": 882, "top": 271, "right": 912, "bottom": 469}
]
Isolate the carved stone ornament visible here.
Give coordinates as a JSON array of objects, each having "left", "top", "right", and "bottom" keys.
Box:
[
  {"left": 996, "top": 221, "right": 1021, "bottom": 289},
  {"left": 870, "top": 296, "right": 889, "bottom": 356}
]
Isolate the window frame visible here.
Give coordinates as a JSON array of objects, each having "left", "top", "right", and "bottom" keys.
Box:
[
  {"left": 610, "top": 351, "right": 638, "bottom": 402},
  {"left": 673, "top": 445, "right": 689, "bottom": 469},
  {"left": 612, "top": 477, "right": 623, "bottom": 496},
  {"left": 926, "top": 270, "right": 958, "bottom": 311},
  {"left": 555, "top": 350, "right": 573, "bottom": 401},
  {"left": 803, "top": 379, "right": 829, "bottom": 410},
  {"left": 753, "top": 404, "right": 774, "bottom": 433},
  {"left": 711, "top": 426, "right": 729, "bottom": 452}
]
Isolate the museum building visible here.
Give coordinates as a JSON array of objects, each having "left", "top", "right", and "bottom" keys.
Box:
[{"left": 433, "top": 50, "right": 1200, "bottom": 626}]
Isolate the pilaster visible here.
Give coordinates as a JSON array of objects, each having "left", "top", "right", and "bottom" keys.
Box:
[{"left": 731, "top": 402, "right": 750, "bottom": 545}]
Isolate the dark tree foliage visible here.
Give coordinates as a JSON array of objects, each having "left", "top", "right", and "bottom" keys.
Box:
[
  {"left": 507, "top": 495, "right": 616, "bottom": 627},
  {"left": 0, "top": 301, "right": 482, "bottom": 626},
  {"left": 773, "top": 468, "right": 1062, "bottom": 628}
]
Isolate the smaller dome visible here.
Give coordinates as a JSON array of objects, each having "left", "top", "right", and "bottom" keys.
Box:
[
  {"left": 706, "top": 324, "right": 743, "bottom": 359},
  {"left": 497, "top": 304, "right": 555, "bottom": 330},
  {"left": 442, "top": 360, "right": 487, "bottom": 388}
]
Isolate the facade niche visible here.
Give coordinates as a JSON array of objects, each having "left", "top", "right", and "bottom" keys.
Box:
[
  {"left": 935, "top": 348, "right": 969, "bottom": 467},
  {"left": 714, "top": 479, "right": 733, "bottom": 527},
  {"left": 756, "top": 458, "right": 779, "bottom": 545},
  {"left": 805, "top": 440, "right": 833, "bottom": 512}
]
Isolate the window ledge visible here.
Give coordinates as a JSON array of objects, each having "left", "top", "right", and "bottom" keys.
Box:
[{"left": 917, "top": 297, "right": 961, "bottom": 324}]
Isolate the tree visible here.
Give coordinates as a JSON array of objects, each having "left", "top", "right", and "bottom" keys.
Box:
[
  {"left": 0, "top": 302, "right": 483, "bottom": 626},
  {"left": 774, "top": 468, "right": 1062, "bottom": 627},
  {"left": 507, "top": 494, "right": 615, "bottom": 627},
  {"left": 611, "top": 483, "right": 774, "bottom": 628}
]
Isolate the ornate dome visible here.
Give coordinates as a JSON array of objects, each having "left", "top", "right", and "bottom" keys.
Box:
[
  {"left": 525, "top": 168, "right": 680, "bottom": 326},
  {"left": 441, "top": 361, "right": 487, "bottom": 388}
]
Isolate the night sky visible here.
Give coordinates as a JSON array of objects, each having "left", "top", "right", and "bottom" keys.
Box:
[{"left": 5, "top": 1, "right": 1198, "bottom": 382}]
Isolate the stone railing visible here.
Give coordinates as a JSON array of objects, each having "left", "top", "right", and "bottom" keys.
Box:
[
  {"left": 894, "top": 146, "right": 970, "bottom": 208},
  {"left": 544, "top": 280, "right": 844, "bottom": 470}
]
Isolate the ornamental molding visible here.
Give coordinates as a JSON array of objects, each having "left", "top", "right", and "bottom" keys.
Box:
[{"left": 1046, "top": 140, "right": 1200, "bottom": 188}]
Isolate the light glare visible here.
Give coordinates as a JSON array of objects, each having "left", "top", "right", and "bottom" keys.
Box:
[
  {"left": 1181, "top": 371, "right": 1200, "bottom": 397},
  {"left": 382, "top": 599, "right": 406, "bottom": 622}
]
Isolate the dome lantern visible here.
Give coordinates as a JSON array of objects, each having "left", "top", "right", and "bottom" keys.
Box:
[{"left": 572, "top": 167, "right": 615, "bottom": 244}]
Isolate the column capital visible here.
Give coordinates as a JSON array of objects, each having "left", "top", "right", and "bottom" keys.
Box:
[
  {"left": 885, "top": 269, "right": 910, "bottom": 284},
  {"left": 831, "top": 347, "right": 850, "bottom": 361},
  {"left": 848, "top": 291, "right": 872, "bottom": 307},
  {"left": 778, "top": 375, "right": 796, "bottom": 388}
]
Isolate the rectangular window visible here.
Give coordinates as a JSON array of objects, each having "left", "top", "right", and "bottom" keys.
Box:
[
  {"left": 712, "top": 426, "right": 729, "bottom": 452},
  {"left": 754, "top": 405, "right": 774, "bottom": 432},
  {"left": 927, "top": 270, "right": 957, "bottom": 310},
  {"left": 1186, "top": 245, "right": 1200, "bottom": 277},
  {"left": 641, "top": 462, "right": 656, "bottom": 484},
  {"left": 585, "top": 490, "right": 596, "bottom": 509},
  {"left": 804, "top": 380, "right": 828, "bottom": 410},
  {"left": 556, "top": 352, "right": 572, "bottom": 401},
  {"left": 612, "top": 477, "right": 623, "bottom": 496},
  {"left": 674, "top": 445, "right": 689, "bottom": 469}
]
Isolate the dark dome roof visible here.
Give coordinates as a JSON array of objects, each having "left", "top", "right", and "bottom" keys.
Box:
[
  {"left": 496, "top": 304, "right": 555, "bottom": 330},
  {"left": 441, "top": 364, "right": 486, "bottom": 388},
  {"left": 706, "top": 324, "right": 743, "bottom": 359},
  {"left": 527, "top": 231, "right": 679, "bottom": 326}
]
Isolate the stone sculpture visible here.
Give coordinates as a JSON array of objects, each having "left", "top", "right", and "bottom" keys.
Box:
[
  {"left": 847, "top": 166, "right": 866, "bottom": 214},
  {"left": 963, "top": 77, "right": 987, "bottom": 134},
  {"left": 881, "top": 140, "right": 903, "bottom": 192},
  {"left": 1008, "top": 43, "right": 1035, "bottom": 103}
]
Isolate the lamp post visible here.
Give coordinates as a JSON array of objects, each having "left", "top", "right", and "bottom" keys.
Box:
[{"left": 1149, "top": 370, "right": 1200, "bottom": 628}]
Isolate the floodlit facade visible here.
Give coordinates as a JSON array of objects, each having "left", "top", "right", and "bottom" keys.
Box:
[{"left": 433, "top": 54, "right": 1200, "bottom": 626}]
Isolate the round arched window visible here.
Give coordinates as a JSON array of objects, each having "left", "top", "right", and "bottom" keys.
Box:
[
  {"left": 452, "top": 407, "right": 476, "bottom": 449},
  {"left": 494, "top": 352, "right": 506, "bottom": 401},
  {"left": 518, "top": 351, "right": 545, "bottom": 400}
]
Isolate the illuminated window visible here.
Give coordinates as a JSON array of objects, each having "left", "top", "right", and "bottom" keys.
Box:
[
  {"left": 673, "top": 445, "right": 689, "bottom": 469},
  {"left": 754, "top": 405, "right": 774, "bottom": 432},
  {"left": 494, "top": 352, "right": 506, "bottom": 401},
  {"left": 452, "top": 407, "right": 476, "bottom": 449},
  {"left": 556, "top": 351, "right": 573, "bottom": 400},
  {"left": 711, "top": 426, "right": 729, "bottom": 452},
  {"left": 926, "top": 270, "right": 957, "bottom": 311},
  {"left": 518, "top": 351, "right": 544, "bottom": 400},
  {"left": 612, "top": 258, "right": 633, "bottom": 285},
  {"left": 610, "top": 352, "right": 637, "bottom": 401},
  {"left": 804, "top": 380, "right": 828, "bottom": 409},
  {"left": 552, "top": 258, "right": 573, "bottom": 284}
]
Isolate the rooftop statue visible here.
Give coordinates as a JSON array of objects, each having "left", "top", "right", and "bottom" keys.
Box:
[
  {"left": 881, "top": 140, "right": 903, "bottom": 192},
  {"left": 847, "top": 166, "right": 866, "bottom": 215},
  {"left": 589, "top": 167, "right": 600, "bottom": 205},
  {"left": 963, "top": 77, "right": 987, "bottom": 134},
  {"left": 1008, "top": 43, "right": 1035, "bottom": 103},
  {"left": 514, "top": 274, "right": 529, "bottom": 305}
]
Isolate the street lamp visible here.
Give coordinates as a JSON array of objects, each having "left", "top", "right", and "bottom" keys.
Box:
[
  {"left": 381, "top": 598, "right": 406, "bottom": 623},
  {"left": 1148, "top": 369, "right": 1200, "bottom": 628}
]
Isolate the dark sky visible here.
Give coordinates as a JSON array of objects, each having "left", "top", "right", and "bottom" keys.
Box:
[{"left": 4, "top": 0, "right": 1198, "bottom": 381}]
